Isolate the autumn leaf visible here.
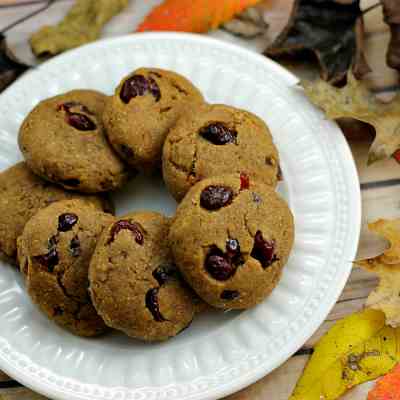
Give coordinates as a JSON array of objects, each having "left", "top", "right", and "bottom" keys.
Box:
[
  {"left": 382, "top": 0, "right": 400, "bottom": 71},
  {"left": 223, "top": 0, "right": 296, "bottom": 42},
  {"left": 30, "top": 0, "right": 128, "bottom": 57},
  {"left": 356, "top": 220, "right": 400, "bottom": 328},
  {"left": 266, "top": 0, "right": 369, "bottom": 84},
  {"left": 290, "top": 308, "right": 400, "bottom": 400},
  {"left": 0, "top": 33, "right": 29, "bottom": 93},
  {"left": 368, "top": 363, "right": 400, "bottom": 400},
  {"left": 302, "top": 72, "right": 400, "bottom": 164},
  {"left": 136, "top": 0, "right": 262, "bottom": 33}
]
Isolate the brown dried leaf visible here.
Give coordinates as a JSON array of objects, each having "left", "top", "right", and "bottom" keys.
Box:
[
  {"left": 302, "top": 73, "right": 400, "bottom": 164},
  {"left": 382, "top": 0, "right": 400, "bottom": 70},
  {"left": 223, "top": 7, "right": 269, "bottom": 38},
  {"left": 223, "top": 0, "right": 297, "bottom": 44},
  {"left": 0, "top": 33, "right": 29, "bottom": 93},
  {"left": 30, "top": 0, "right": 128, "bottom": 57},
  {"left": 356, "top": 220, "right": 400, "bottom": 328},
  {"left": 266, "top": 0, "right": 369, "bottom": 84}
]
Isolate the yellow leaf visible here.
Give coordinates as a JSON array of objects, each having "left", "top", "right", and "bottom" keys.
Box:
[
  {"left": 301, "top": 73, "right": 400, "bottom": 164},
  {"left": 368, "top": 220, "right": 400, "bottom": 265},
  {"left": 356, "top": 220, "right": 400, "bottom": 328},
  {"left": 290, "top": 308, "right": 400, "bottom": 400}
]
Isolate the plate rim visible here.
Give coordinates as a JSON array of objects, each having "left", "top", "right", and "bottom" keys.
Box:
[{"left": 0, "top": 32, "right": 361, "bottom": 400}]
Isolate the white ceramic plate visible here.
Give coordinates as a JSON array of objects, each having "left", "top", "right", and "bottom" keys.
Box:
[{"left": 0, "top": 33, "right": 361, "bottom": 400}]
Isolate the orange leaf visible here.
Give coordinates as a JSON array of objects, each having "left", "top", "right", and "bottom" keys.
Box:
[
  {"left": 368, "top": 364, "right": 400, "bottom": 400},
  {"left": 394, "top": 149, "right": 400, "bottom": 164},
  {"left": 137, "top": 0, "right": 262, "bottom": 33}
]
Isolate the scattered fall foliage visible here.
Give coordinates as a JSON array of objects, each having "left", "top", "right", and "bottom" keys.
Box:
[
  {"left": 368, "top": 363, "right": 400, "bottom": 400},
  {"left": 382, "top": 0, "right": 400, "bottom": 71},
  {"left": 137, "top": 0, "right": 262, "bottom": 33},
  {"left": 264, "top": 0, "right": 369, "bottom": 83},
  {"left": 290, "top": 309, "right": 400, "bottom": 400},
  {"left": 30, "top": 0, "right": 128, "bottom": 57},
  {"left": 356, "top": 220, "right": 400, "bottom": 328},
  {"left": 302, "top": 73, "right": 400, "bottom": 164},
  {"left": 0, "top": 33, "right": 29, "bottom": 92}
]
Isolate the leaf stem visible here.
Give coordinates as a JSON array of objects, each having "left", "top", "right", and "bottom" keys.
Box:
[{"left": 362, "top": 2, "right": 382, "bottom": 15}]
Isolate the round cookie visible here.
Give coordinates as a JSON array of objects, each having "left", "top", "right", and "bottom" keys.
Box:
[
  {"left": 19, "top": 90, "right": 130, "bottom": 193},
  {"left": 17, "top": 199, "right": 114, "bottom": 336},
  {"left": 163, "top": 103, "right": 280, "bottom": 201},
  {"left": 0, "top": 162, "right": 113, "bottom": 264},
  {"left": 169, "top": 174, "right": 294, "bottom": 310},
  {"left": 89, "top": 211, "right": 196, "bottom": 342},
  {"left": 103, "top": 68, "right": 204, "bottom": 171}
]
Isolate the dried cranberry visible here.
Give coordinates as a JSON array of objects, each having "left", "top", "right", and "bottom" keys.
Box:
[
  {"left": 225, "top": 239, "right": 244, "bottom": 266},
  {"left": 148, "top": 77, "right": 161, "bottom": 101},
  {"left": 145, "top": 288, "right": 166, "bottom": 322},
  {"left": 107, "top": 220, "right": 144, "bottom": 245},
  {"left": 240, "top": 173, "right": 250, "bottom": 190},
  {"left": 61, "top": 178, "right": 80, "bottom": 187},
  {"left": 53, "top": 306, "right": 64, "bottom": 316},
  {"left": 67, "top": 113, "right": 96, "bottom": 131},
  {"left": 57, "top": 102, "right": 93, "bottom": 115},
  {"left": 226, "top": 239, "right": 239, "bottom": 255},
  {"left": 34, "top": 235, "right": 59, "bottom": 272},
  {"left": 120, "top": 144, "right": 134, "bottom": 159},
  {"left": 252, "top": 192, "right": 262, "bottom": 204},
  {"left": 58, "top": 213, "right": 78, "bottom": 232},
  {"left": 205, "top": 247, "right": 236, "bottom": 281},
  {"left": 251, "top": 231, "right": 279, "bottom": 268},
  {"left": 199, "top": 122, "right": 237, "bottom": 145},
  {"left": 69, "top": 236, "right": 81, "bottom": 257},
  {"left": 200, "top": 185, "right": 233, "bottom": 210},
  {"left": 153, "top": 264, "right": 177, "bottom": 286},
  {"left": 220, "top": 290, "right": 240, "bottom": 300},
  {"left": 277, "top": 164, "right": 283, "bottom": 181},
  {"left": 120, "top": 74, "right": 161, "bottom": 104}
]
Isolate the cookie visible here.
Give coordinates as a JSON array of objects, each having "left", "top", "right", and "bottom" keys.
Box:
[
  {"left": 163, "top": 103, "right": 280, "bottom": 201},
  {"left": 19, "top": 90, "right": 130, "bottom": 193},
  {"left": 0, "top": 162, "right": 113, "bottom": 264},
  {"left": 17, "top": 199, "right": 115, "bottom": 336},
  {"left": 103, "top": 68, "right": 204, "bottom": 171},
  {"left": 169, "top": 174, "right": 294, "bottom": 310},
  {"left": 89, "top": 211, "right": 197, "bottom": 342}
]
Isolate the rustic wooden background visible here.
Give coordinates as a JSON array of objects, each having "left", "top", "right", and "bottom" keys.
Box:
[{"left": 0, "top": 0, "right": 398, "bottom": 399}]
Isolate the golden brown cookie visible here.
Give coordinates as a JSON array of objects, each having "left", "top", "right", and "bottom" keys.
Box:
[
  {"left": 18, "top": 199, "right": 114, "bottom": 336},
  {"left": 19, "top": 90, "right": 130, "bottom": 193},
  {"left": 103, "top": 68, "right": 204, "bottom": 171},
  {"left": 169, "top": 174, "right": 294, "bottom": 310},
  {"left": 163, "top": 103, "right": 280, "bottom": 201},
  {"left": 89, "top": 211, "right": 197, "bottom": 342},
  {"left": 0, "top": 162, "right": 113, "bottom": 264}
]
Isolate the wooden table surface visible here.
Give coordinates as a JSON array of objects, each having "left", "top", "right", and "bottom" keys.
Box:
[{"left": 0, "top": 1, "right": 398, "bottom": 399}]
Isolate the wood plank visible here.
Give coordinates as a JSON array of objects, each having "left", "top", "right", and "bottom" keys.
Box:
[
  {"left": 350, "top": 140, "right": 400, "bottom": 185},
  {"left": 0, "top": 388, "right": 48, "bottom": 399},
  {"left": 0, "top": 372, "right": 10, "bottom": 382},
  {"left": 362, "top": 185, "right": 400, "bottom": 223}
]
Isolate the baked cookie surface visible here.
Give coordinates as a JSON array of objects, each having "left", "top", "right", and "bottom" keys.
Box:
[
  {"left": 103, "top": 68, "right": 204, "bottom": 171},
  {"left": 89, "top": 211, "right": 197, "bottom": 341},
  {"left": 163, "top": 104, "right": 280, "bottom": 201},
  {"left": 19, "top": 90, "right": 129, "bottom": 193},
  {"left": 0, "top": 162, "right": 113, "bottom": 263},
  {"left": 169, "top": 174, "right": 294, "bottom": 309},
  {"left": 18, "top": 199, "right": 114, "bottom": 336}
]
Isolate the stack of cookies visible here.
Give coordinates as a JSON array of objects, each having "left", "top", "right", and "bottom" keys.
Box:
[{"left": 0, "top": 68, "right": 294, "bottom": 342}]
